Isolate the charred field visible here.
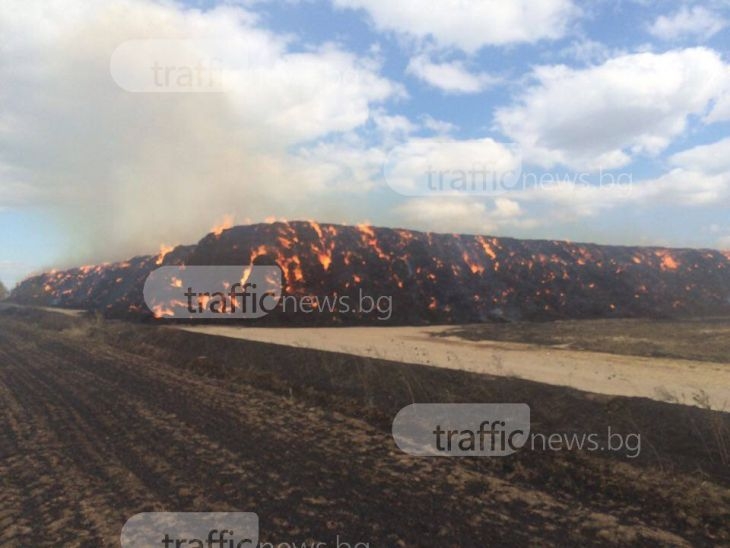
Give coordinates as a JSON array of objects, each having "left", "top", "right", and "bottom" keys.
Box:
[
  {"left": 0, "top": 306, "right": 729, "bottom": 547},
  {"left": 435, "top": 315, "right": 730, "bottom": 363},
  {"left": 4, "top": 222, "right": 730, "bottom": 546}
]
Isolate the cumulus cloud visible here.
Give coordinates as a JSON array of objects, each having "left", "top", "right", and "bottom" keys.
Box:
[
  {"left": 557, "top": 38, "right": 618, "bottom": 65},
  {"left": 515, "top": 149, "right": 730, "bottom": 219},
  {"left": 393, "top": 197, "right": 529, "bottom": 235},
  {"left": 704, "top": 65, "right": 730, "bottom": 123},
  {"left": 495, "top": 48, "right": 729, "bottom": 170},
  {"left": 406, "top": 55, "right": 496, "bottom": 94},
  {"left": 462, "top": 136, "right": 730, "bottom": 225},
  {"left": 0, "top": 0, "right": 399, "bottom": 263},
  {"left": 371, "top": 111, "right": 418, "bottom": 140},
  {"left": 669, "top": 137, "right": 730, "bottom": 174},
  {"left": 648, "top": 6, "right": 727, "bottom": 41},
  {"left": 419, "top": 115, "right": 457, "bottom": 135},
  {"left": 646, "top": 169, "right": 730, "bottom": 206},
  {"left": 331, "top": 0, "right": 579, "bottom": 52},
  {"left": 383, "top": 137, "right": 521, "bottom": 197},
  {"left": 4, "top": 0, "right": 729, "bottom": 268}
]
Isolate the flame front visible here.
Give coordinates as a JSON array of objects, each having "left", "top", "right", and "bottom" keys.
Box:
[
  {"left": 13, "top": 220, "right": 730, "bottom": 322},
  {"left": 211, "top": 214, "right": 235, "bottom": 238},
  {"left": 156, "top": 244, "right": 173, "bottom": 266}
]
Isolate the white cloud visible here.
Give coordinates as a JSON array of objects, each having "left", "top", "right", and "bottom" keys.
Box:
[
  {"left": 704, "top": 66, "right": 730, "bottom": 123},
  {"left": 0, "top": 0, "right": 399, "bottom": 262},
  {"left": 394, "top": 197, "right": 529, "bottom": 235},
  {"left": 557, "top": 39, "right": 617, "bottom": 65},
  {"left": 517, "top": 180, "right": 635, "bottom": 218},
  {"left": 332, "top": 0, "right": 579, "bottom": 53},
  {"left": 383, "top": 137, "right": 521, "bottom": 197},
  {"left": 493, "top": 197, "right": 522, "bottom": 218},
  {"left": 649, "top": 6, "right": 727, "bottom": 41},
  {"left": 290, "top": 138, "right": 388, "bottom": 194},
  {"left": 473, "top": 137, "right": 730, "bottom": 223},
  {"left": 371, "top": 110, "right": 418, "bottom": 145},
  {"left": 407, "top": 55, "right": 496, "bottom": 94},
  {"left": 515, "top": 165, "right": 730, "bottom": 220},
  {"left": 669, "top": 137, "right": 730, "bottom": 174},
  {"left": 419, "top": 115, "right": 457, "bottom": 135},
  {"left": 496, "top": 48, "right": 729, "bottom": 170},
  {"left": 639, "top": 169, "right": 730, "bottom": 206}
]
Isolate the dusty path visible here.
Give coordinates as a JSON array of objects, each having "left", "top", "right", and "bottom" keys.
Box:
[
  {"left": 180, "top": 325, "right": 730, "bottom": 411},
  {"left": 0, "top": 311, "right": 726, "bottom": 546}
]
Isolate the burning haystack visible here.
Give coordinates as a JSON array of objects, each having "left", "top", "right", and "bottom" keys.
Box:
[{"left": 11, "top": 221, "right": 730, "bottom": 324}]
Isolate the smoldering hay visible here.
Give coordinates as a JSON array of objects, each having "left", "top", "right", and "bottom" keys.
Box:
[{"left": 10, "top": 221, "right": 730, "bottom": 324}]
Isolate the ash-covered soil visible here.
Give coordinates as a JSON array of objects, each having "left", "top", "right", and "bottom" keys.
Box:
[
  {"left": 436, "top": 316, "right": 730, "bottom": 364},
  {"left": 1, "top": 307, "right": 729, "bottom": 547}
]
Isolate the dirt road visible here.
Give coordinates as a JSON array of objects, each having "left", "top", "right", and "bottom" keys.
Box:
[
  {"left": 0, "top": 309, "right": 728, "bottom": 546},
  {"left": 180, "top": 325, "right": 730, "bottom": 411}
]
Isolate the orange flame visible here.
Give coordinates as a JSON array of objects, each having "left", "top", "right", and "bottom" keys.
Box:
[
  {"left": 152, "top": 303, "right": 175, "bottom": 318},
  {"left": 211, "top": 214, "right": 235, "bottom": 237},
  {"left": 462, "top": 250, "right": 485, "bottom": 275},
  {"left": 309, "top": 221, "right": 334, "bottom": 270},
  {"left": 476, "top": 236, "right": 498, "bottom": 261},
  {"left": 655, "top": 251, "right": 679, "bottom": 271},
  {"left": 156, "top": 244, "right": 174, "bottom": 266},
  {"left": 357, "top": 223, "right": 389, "bottom": 261}
]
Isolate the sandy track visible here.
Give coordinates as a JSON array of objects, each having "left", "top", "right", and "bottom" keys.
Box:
[
  {"left": 0, "top": 313, "right": 714, "bottom": 546},
  {"left": 180, "top": 325, "right": 730, "bottom": 411}
]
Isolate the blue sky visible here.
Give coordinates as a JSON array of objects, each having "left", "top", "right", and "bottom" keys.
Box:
[{"left": 1, "top": 0, "right": 730, "bottom": 286}]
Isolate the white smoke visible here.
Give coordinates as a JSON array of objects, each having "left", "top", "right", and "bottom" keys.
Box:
[{"left": 0, "top": 0, "right": 398, "bottom": 265}]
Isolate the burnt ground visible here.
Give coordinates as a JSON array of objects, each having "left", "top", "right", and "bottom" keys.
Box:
[
  {"left": 0, "top": 307, "right": 729, "bottom": 547},
  {"left": 434, "top": 317, "right": 730, "bottom": 363}
]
